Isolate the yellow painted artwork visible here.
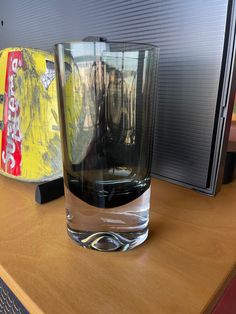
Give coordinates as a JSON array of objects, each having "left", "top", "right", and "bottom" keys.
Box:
[{"left": 0, "top": 47, "right": 62, "bottom": 182}]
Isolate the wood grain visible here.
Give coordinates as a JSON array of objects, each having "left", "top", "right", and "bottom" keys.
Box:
[{"left": 0, "top": 175, "right": 236, "bottom": 313}]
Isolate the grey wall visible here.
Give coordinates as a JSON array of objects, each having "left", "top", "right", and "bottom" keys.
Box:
[{"left": 0, "top": 0, "right": 229, "bottom": 189}]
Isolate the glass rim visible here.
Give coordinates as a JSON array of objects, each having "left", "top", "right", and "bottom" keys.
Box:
[{"left": 54, "top": 40, "right": 158, "bottom": 50}]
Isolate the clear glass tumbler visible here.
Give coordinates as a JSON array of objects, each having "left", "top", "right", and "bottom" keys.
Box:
[{"left": 55, "top": 39, "right": 158, "bottom": 251}]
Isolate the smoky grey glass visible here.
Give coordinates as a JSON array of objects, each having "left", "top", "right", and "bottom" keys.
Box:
[{"left": 55, "top": 40, "right": 158, "bottom": 251}]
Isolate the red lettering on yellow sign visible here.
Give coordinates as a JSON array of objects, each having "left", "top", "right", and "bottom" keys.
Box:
[{"left": 1, "top": 51, "right": 23, "bottom": 176}]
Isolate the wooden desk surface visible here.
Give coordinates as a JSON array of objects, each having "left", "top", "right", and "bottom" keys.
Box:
[{"left": 0, "top": 175, "right": 236, "bottom": 314}]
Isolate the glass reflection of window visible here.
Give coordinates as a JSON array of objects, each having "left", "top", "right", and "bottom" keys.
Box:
[{"left": 103, "top": 51, "right": 138, "bottom": 145}]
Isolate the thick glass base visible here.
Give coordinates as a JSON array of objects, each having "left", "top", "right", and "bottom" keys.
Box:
[{"left": 67, "top": 226, "right": 148, "bottom": 252}]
